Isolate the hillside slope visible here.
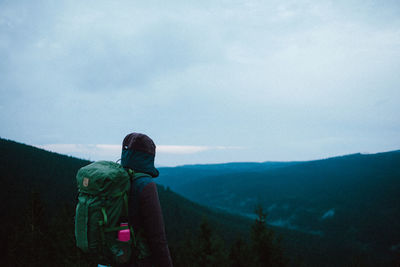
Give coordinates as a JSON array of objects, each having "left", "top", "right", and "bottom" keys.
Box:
[
  {"left": 1, "top": 138, "right": 399, "bottom": 266},
  {"left": 0, "top": 138, "right": 251, "bottom": 244},
  {"left": 158, "top": 151, "right": 400, "bottom": 265}
]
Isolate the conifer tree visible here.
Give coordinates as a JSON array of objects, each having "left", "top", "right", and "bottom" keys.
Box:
[
  {"left": 11, "top": 190, "right": 51, "bottom": 266},
  {"left": 194, "top": 218, "right": 228, "bottom": 267},
  {"left": 250, "top": 205, "right": 286, "bottom": 267},
  {"left": 173, "top": 231, "right": 196, "bottom": 267},
  {"left": 49, "top": 203, "right": 86, "bottom": 265},
  {"left": 229, "top": 237, "right": 251, "bottom": 267}
]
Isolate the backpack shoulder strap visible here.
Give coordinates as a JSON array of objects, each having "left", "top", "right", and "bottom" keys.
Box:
[
  {"left": 125, "top": 168, "right": 151, "bottom": 181},
  {"left": 133, "top": 172, "right": 152, "bottom": 181},
  {"left": 129, "top": 172, "right": 153, "bottom": 198}
]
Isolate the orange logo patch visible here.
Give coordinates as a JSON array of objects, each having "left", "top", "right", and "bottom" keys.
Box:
[{"left": 83, "top": 177, "right": 89, "bottom": 187}]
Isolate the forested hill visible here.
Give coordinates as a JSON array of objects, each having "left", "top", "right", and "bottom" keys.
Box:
[
  {"left": 158, "top": 149, "right": 400, "bottom": 266},
  {"left": 0, "top": 136, "right": 252, "bottom": 233},
  {"left": 0, "top": 137, "right": 246, "bottom": 232},
  {"left": 1, "top": 138, "right": 399, "bottom": 266},
  {"left": 0, "top": 138, "right": 259, "bottom": 266},
  {"left": 0, "top": 138, "right": 90, "bottom": 213}
]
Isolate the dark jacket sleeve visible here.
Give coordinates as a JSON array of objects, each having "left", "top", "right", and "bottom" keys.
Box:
[{"left": 139, "top": 182, "right": 173, "bottom": 267}]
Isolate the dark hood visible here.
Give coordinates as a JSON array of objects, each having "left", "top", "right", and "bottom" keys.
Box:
[{"left": 121, "top": 133, "right": 159, "bottom": 178}]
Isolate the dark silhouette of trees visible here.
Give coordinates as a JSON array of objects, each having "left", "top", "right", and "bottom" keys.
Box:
[
  {"left": 250, "top": 205, "right": 286, "bottom": 267},
  {"left": 7, "top": 191, "right": 51, "bottom": 266},
  {"left": 194, "top": 218, "right": 228, "bottom": 267},
  {"left": 172, "top": 209, "right": 287, "bottom": 267},
  {"left": 229, "top": 237, "right": 251, "bottom": 267},
  {"left": 0, "top": 138, "right": 290, "bottom": 266},
  {"left": 4, "top": 190, "right": 288, "bottom": 266}
]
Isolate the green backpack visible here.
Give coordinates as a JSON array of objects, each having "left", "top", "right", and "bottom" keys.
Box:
[{"left": 75, "top": 161, "right": 149, "bottom": 264}]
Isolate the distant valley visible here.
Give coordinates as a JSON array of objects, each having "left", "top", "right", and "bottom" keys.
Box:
[
  {"left": 1, "top": 138, "right": 399, "bottom": 266},
  {"left": 157, "top": 151, "right": 400, "bottom": 264}
]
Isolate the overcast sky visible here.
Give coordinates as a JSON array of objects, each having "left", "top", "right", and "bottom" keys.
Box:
[{"left": 1, "top": 0, "right": 399, "bottom": 166}]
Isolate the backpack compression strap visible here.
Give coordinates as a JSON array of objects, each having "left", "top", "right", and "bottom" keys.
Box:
[
  {"left": 102, "top": 172, "right": 150, "bottom": 246},
  {"left": 76, "top": 196, "right": 90, "bottom": 251}
]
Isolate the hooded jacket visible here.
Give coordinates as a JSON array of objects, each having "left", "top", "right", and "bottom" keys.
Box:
[{"left": 120, "top": 133, "right": 173, "bottom": 267}]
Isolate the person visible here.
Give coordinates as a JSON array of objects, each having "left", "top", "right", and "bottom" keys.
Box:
[{"left": 119, "top": 132, "right": 173, "bottom": 267}]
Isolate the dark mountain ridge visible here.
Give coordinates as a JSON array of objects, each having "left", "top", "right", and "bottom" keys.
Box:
[
  {"left": 1, "top": 137, "right": 399, "bottom": 266},
  {"left": 0, "top": 137, "right": 251, "bottom": 243},
  {"left": 157, "top": 161, "right": 301, "bottom": 189},
  {"left": 158, "top": 149, "right": 400, "bottom": 265}
]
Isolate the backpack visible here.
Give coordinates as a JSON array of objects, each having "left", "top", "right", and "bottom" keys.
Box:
[{"left": 74, "top": 160, "right": 150, "bottom": 264}]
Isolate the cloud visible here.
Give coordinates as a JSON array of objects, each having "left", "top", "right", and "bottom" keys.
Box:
[
  {"left": 36, "top": 144, "right": 121, "bottom": 161},
  {"left": 158, "top": 145, "right": 243, "bottom": 154},
  {"left": 321, "top": 209, "right": 335, "bottom": 220},
  {"left": 36, "top": 144, "right": 242, "bottom": 161},
  {"left": 1, "top": 0, "right": 400, "bottom": 165},
  {"left": 269, "top": 217, "right": 324, "bottom": 236}
]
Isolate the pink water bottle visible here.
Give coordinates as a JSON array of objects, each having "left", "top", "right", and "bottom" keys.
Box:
[{"left": 118, "top": 223, "right": 130, "bottom": 242}]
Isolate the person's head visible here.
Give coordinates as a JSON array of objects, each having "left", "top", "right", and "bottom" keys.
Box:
[{"left": 121, "top": 132, "right": 159, "bottom": 177}]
